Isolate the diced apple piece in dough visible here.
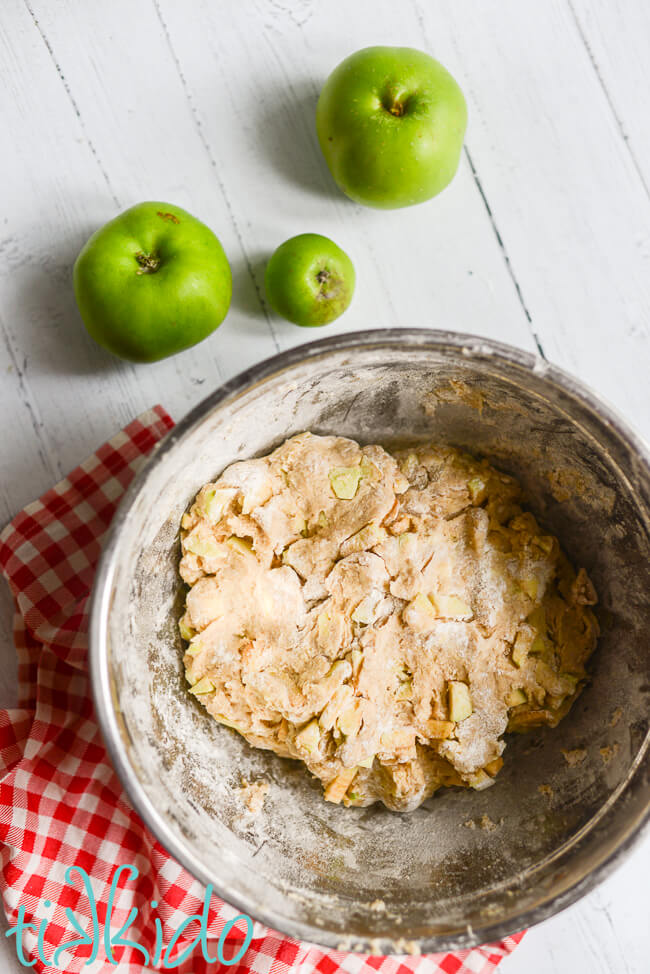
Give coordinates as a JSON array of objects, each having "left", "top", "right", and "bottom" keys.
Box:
[
  {"left": 319, "top": 683, "right": 353, "bottom": 731},
  {"left": 240, "top": 495, "right": 255, "bottom": 516},
  {"left": 512, "top": 631, "right": 531, "bottom": 667},
  {"left": 380, "top": 728, "right": 415, "bottom": 749},
  {"left": 329, "top": 466, "right": 362, "bottom": 500},
  {"left": 317, "top": 608, "right": 332, "bottom": 643},
  {"left": 525, "top": 606, "right": 549, "bottom": 656},
  {"left": 507, "top": 687, "right": 527, "bottom": 707},
  {"left": 430, "top": 593, "right": 473, "bottom": 620},
  {"left": 520, "top": 577, "right": 539, "bottom": 601},
  {"left": 468, "top": 476, "right": 487, "bottom": 504},
  {"left": 415, "top": 592, "right": 436, "bottom": 615},
  {"left": 295, "top": 719, "right": 321, "bottom": 754},
  {"left": 178, "top": 617, "right": 195, "bottom": 642},
  {"left": 181, "top": 512, "right": 194, "bottom": 531},
  {"left": 226, "top": 536, "right": 254, "bottom": 556},
  {"left": 357, "top": 753, "right": 374, "bottom": 768},
  {"left": 425, "top": 718, "right": 455, "bottom": 739},
  {"left": 190, "top": 676, "right": 215, "bottom": 695},
  {"left": 484, "top": 756, "right": 504, "bottom": 777},
  {"left": 508, "top": 709, "right": 555, "bottom": 731},
  {"left": 351, "top": 592, "right": 380, "bottom": 625},
  {"left": 404, "top": 592, "right": 437, "bottom": 631},
  {"left": 184, "top": 667, "right": 198, "bottom": 686},
  {"left": 530, "top": 633, "right": 547, "bottom": 656},
  {"left": 202, "top": 486, "right": 236, "bottom": 523},
  {"left": 324, "top": 766, "right": 358, "bottom": 804},
  {"left": 186, "top": 638, "right": 204, "bottom": 658},
  {"left": 328, "top": 659, "right": 352, "bottom": 682},
  {"left": 395, "top": 679, "right": 413, "bottom": 701},
  {"left": 340, "top": 522, "right": 388, "bottom": 556},
  {"left": 349, "top": 648, "right": 363, "bottom": 675},
  {"left": 337, "top": 701, "right": 363, "bottom": 737},
  {"left": 184, "top": 530, "right": 221, "bottom": 559},
  {"left": 466, "top": 769, "right": 495, "bottom": 791},
  {"left": 215, "top": 713, "right": 246, "bottom": 732},
  {"left": 448, "top": 681, "right": 473, "bottom": 722}
]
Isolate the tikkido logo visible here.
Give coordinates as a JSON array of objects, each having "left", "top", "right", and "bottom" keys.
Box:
[{"left": 5, "top": 864, "right": 254, "bottom": 968}]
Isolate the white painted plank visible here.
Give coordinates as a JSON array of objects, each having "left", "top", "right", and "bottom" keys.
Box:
[
  {"left": 415, "top": 0, "right": 650, "bottom": 438},
  {"left": 568, "top": 0, "right": 650, "bottom": 199}
]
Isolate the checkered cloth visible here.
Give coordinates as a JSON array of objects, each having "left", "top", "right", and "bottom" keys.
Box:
[{"left": 0, "top": 406, "right": 524, "bottom": 973}]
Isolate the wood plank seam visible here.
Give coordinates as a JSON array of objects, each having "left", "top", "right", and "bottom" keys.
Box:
[
  {"left": 0, "top": 313, "right": 61, "bottom": 510},
  {"left": 22, "top": 0, "right": 121, "bottom": 209},
  {"left": 464, "top": 147, "right": 546, "bottom": 359},
  {"left": 566, "top": 0, "right": 650, "bottom": 201},
  {"left": 410, "top": 0, "right": 545, "bottom": 359}
]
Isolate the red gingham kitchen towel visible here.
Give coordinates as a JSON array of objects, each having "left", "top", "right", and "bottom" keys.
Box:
[{"left": 0, "top": 406, "right": 524, "bottom": 973}]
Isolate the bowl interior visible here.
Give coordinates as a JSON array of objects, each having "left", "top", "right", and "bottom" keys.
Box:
[{"left": 95, "top": 334, "right": 650, "bottom": 951}]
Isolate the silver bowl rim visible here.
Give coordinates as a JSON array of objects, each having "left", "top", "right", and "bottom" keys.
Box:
[{"left": 89, "top": 327, "right": 650, "bottom": 953}]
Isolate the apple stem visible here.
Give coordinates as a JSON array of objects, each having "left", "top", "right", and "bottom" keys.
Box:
[
  {"left": 135, "top": 252, "right": 161, "bottom": 274},
  {"left": 381, "top": 91, "right": 406, "bottom": 117},
  {"left": 316, "top": 269, "right": 332, "bottom": 297},
  {"left": 316, "top": 268, "right": 339, "bottom": 301}
]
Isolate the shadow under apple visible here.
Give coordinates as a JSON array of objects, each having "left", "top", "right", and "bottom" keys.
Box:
[
  {"left": 253, "top": 77, "right": 340, "bottom": 202},
  {"left": 12, "top": 214, "right": 124, "bottom": 378},
  {"left": 229, "top": 250, "right": 269, "bottom": 319}
]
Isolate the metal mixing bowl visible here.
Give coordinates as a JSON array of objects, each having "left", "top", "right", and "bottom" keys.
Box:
[{"left": 90, "top": 329, "right": 650, "bottom": 953}]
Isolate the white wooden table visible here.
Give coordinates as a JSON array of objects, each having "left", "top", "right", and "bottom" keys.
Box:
[{"left": 1, "top": 1, "right": 648, "bottom": 970}]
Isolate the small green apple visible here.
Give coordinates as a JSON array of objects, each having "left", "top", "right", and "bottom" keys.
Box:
[
  {"left": 316, "top": 46, "right": 467, "bottom": 209},
  {"left": 73, "top": 201, "right": 232, "bottom": 363},
  {"left": 264, "top": 233, "right": 355, "bottom": 327}
]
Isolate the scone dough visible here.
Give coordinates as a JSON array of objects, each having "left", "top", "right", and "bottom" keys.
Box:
[{"left": 179, "top": 433, "right": 598, "bottom": 811}]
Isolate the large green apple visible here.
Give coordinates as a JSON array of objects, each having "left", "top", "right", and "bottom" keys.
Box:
[
  {"left": 316, "top": 46, "right": 467, "bottom": 209},
  {"left": 73, "top": 201, "right": 232, "bottom": 363}
]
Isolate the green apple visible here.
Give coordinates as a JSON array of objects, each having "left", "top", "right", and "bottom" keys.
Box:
[
  {"left": 316, "top": 46, "right": 467, "bottom": 209},
  {"left": 73, "top": 201, "right": 232, "bottom": 363},
  {"left": 264, "top": 233, "right": 355, "bottom": 327}
]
